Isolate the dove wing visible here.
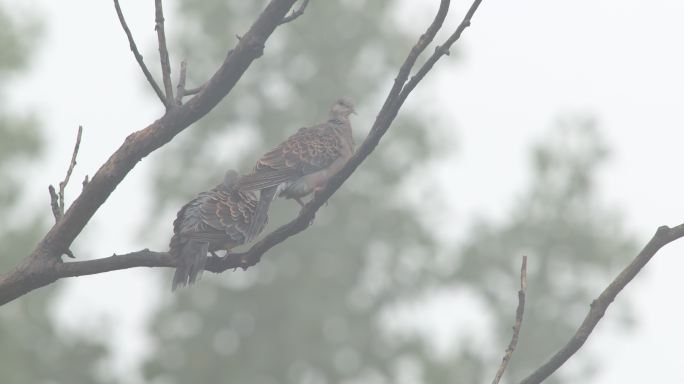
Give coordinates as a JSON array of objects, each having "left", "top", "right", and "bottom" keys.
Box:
[
  {"left": 238, "top": 124, "right": 345, "bottom": 191},
  {"left": 199, "top": 188, "right": 256, "bottom": 244}
]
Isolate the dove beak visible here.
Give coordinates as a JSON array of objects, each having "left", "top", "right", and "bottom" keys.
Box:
[{"left": 351, "top": 109, "right": 357, "bottom": 115}]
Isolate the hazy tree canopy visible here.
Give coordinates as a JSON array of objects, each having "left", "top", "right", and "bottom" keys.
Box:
[
  {"left": 0, "top": 7, "right": 110, "bottom": 384},
  {"left": 141, "top": 2, "right": 636, "bottom": 384}
]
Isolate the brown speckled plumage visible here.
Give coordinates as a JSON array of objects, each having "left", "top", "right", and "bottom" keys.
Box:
[
  {"left": 238, "top": 98, "right": 356, "bottom": 240},
  {"left": 169, "top": 170, "right": 264, "bottom": 291}
]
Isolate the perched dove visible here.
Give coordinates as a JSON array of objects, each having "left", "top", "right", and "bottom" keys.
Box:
[
  {"left": 238, "top": 97, "right": 356, "bottom": 240},
  {"left": 169, "top": 170, "right": 264, "bottom": 291}
]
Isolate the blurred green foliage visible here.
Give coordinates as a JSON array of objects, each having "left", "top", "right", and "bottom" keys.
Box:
[
  {"left": 141, "top": 1, "right": 636, "bottom": 384},
  {"left": 0, "top": 6, "right": 110, "bottom": 383}
]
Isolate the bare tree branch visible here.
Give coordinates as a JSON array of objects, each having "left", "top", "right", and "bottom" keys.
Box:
[
  {"left": 175, "top": 60, "right": 187, "bottom": 105},
  {"left": 518, "top": 223, "right": 684, "bottom": 384},
  {"left": 58, "top": 125, "right": 83, "bottom": 218},
  {"left": 154, "top": 0, "right": 174, "bottom": 103},
  {"left": 492, "top": 255, "right": 528, "bottom": 384},
  {"left": 175, "top": 61, "right": 205, "bottom": 103},
  {"left": 56, "top": 250, "right": 174, "bottom": 277},
  {"left": 48, "top": 185, "right": 60, "bottom": 221},
  {"left": 383, "top": 0, "right": 451, "bottom": 110},
  {"left": 52, "top": 248, "right": 271, "bottom": 278},
  {"left": 396, "top": 0, "right": 484, "bottom": 106},
  {"left": 113, "top": 0, "right": 167, "bottom": 107},
  {"left": 279, "top": 0, "right": 310, "bottom": 25},
  {"left": 46, "top": 126, "right": 83, "bottom": 259},
  {"left": 0, "top": 0, "right": 298, "bottom": 306}
]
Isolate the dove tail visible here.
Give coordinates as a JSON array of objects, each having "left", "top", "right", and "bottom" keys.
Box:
[
  {"left": 171, "top": 239, "right": 209, "bottom": 291},
  {"left": 246, "top": 187, "right": 275, "bottom": 242}
]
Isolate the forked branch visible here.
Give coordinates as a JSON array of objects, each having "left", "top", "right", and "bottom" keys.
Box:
[
  {"left": 46, "top": 125, "right": 83, "bottom": 259},
  {"left": 154, "top": 0, "right": 174, "bottom": 103},
  {"left": 113, "top": 0, "right": 167, "bottom": 107}
]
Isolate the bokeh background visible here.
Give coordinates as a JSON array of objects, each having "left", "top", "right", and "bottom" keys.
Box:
[{"left": 2, "top": 0, "right": 684, "bottom": 382}]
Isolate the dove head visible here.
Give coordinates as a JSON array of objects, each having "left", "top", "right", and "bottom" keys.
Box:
[
  {"left": 329, "top": 97, "right": 356, "bottom": 118},
  {"left": 222, "top": 170, "right": 240, "bottom": 188}
]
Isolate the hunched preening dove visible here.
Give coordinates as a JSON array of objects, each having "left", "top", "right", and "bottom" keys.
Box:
[
  {"left": 169, "top": 170, "right": 265, "bottom": 291},
  {"left": 237, "top": 97, "right": 356, "bottom": 241}
]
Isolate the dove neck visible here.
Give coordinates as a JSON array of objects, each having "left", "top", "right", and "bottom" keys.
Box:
[
  {"left": 328, "top": 114, "right": 349, "bottom": 125},
  {"left": 328, "top": 115, "right": 354, "bottom": 153},
  {"left": 328, "top": 116, "right": 351, "bottom": 137}
]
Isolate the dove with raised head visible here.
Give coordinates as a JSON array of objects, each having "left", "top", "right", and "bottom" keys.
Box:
[
  {"left": 237, "top": 97, "right": 356, "bottom": 241},
  {"left": 169, "top": 170, "right": 265, "bottom": 291}
]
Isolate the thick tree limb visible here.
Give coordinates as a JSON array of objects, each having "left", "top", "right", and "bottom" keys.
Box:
[
  {"left": 154, "top": 0, "right": 174, "bottom": 103},
  {"left": 492, "top": 255, "right": 528, "bottom": 384},
  {"left": 0, "top": 0, "right": 297, "bottom": 306},
  {"left": 518, "top": 223, "right": 684, "bottom": 384},
  {"left": 113, "top": 0, "right": 167, "bottom": 107}
]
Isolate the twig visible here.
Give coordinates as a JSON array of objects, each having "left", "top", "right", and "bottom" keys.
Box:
[
  {"left": 48, "top": 125, "right": 83, "bottom": 222},
  {"left": 518, "top": 224, "right": 684, "bottom": 383},
  {"left": 183, "top": 85, "right": 204, "bottom": 96},
  {"left": 48, "top": 185, "right": 61, "bottom": 221},
  {"left": 46, "top": 125, "right": 83, "bottom": 260},
  {"left": 155, "top": 0, "right": 174, "bottom": 104},
  {"left": 113, "top": 0, "right": 167, "bottom": 107},
  {"left": 492, "top": 256, "right": 528, "bottom": 384},
  {"left": 396, "top": 0, "right": 484, "bottom": 107},
  {"left": 58, "top": 125, "right": 83, "bottom": 217},
  {"left": 383, "top": 0, "right": 450, "bottom": 110},
  {"left": 279, "top": 0, "right": 310, "bottom": 25},
  {"left": 173, "top": 60, "right": 204, "bottom": 103},
  {"left": 175, "top": 60, "right": 187, "bottom": 105}
]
